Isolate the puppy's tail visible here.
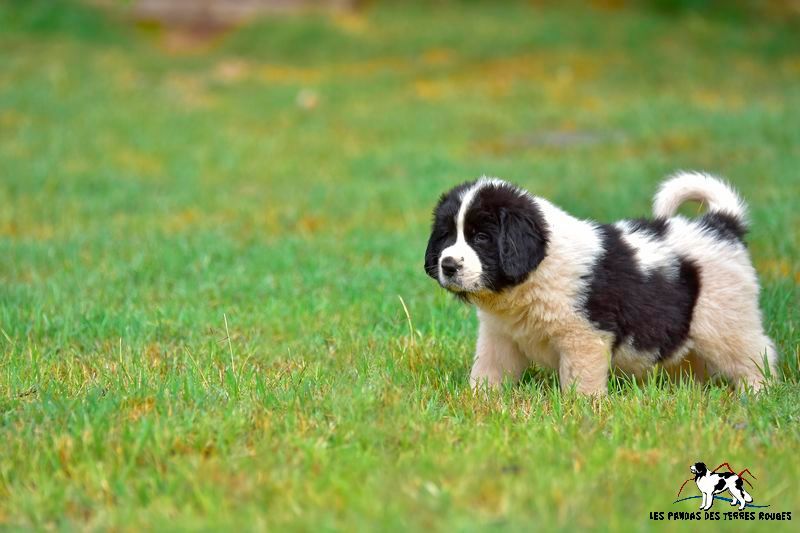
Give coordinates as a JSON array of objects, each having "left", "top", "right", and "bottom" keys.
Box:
[{"left": 653, "top": 171, "right": 748, "bottom": 233}]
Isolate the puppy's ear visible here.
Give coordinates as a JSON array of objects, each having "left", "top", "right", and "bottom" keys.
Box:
[{"left": 498, "top": 201, "right": 548, "bottom": 284}]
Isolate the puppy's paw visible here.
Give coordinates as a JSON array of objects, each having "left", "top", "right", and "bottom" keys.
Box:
[{"left": 469, "top": 373, "right": 502, "bottom": 392}]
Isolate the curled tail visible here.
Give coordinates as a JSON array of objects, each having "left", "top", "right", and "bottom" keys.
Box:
[{"left": 653, "top": 171, "right": 748, "bottom": 240}]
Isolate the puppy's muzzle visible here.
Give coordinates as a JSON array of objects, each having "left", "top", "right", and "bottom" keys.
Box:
[{"left": 440, "top": 256, "right": 462, "bottom": 278}]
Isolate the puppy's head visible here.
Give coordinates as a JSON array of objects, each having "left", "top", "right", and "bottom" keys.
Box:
[
  {"left": 424, "top": 178, "right": 548, "bottom": 297},
  {"left": 691, "top": 463, "right": 707, "bottom": 476}
]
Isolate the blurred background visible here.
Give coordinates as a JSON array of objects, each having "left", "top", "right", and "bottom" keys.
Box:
[{"left": 2, "top": 0, "right": 797, "bottom": 340}]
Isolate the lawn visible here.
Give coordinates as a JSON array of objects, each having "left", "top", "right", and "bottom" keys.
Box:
[{"left": 1, "top": 1, "right": 799, "bottom": 530}]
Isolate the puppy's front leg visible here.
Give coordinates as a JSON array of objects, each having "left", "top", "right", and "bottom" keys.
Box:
[
  {"left": 704, "top": 493, "right": 714, "bottom": 511},
  {"left": 557, "top": 332, "right": 612, "bottom": 396},
  {"left": 470, "top": 321, "right": 528, "bottom": 390}
]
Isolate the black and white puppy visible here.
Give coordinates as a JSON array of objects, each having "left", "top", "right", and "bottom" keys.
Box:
[
  {"left": 691, "top": 462, "right": 753, "bottom": 511},
  {"left": 424, "top": 172, "right": 777, "bottom": 394}
]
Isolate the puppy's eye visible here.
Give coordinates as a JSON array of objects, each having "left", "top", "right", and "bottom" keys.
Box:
[{"left": 473, "top": 232, "right": 490, "bottom": 244}]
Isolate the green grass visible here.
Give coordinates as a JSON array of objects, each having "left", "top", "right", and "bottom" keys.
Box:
[{"left": 1, "top": 1, "right": 799, "bottom": 530}]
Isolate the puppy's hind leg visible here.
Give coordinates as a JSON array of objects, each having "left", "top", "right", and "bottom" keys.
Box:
[
  {"left": 725, "top": 335, "right": 777, "bottom": 393},
  {"left": 729, "top": 489, "right": 741, "bottom": 507},
  {"left": 691, "top": 327, "right": 778, "bottom": 393},
  {"left": 737, "top": 494, "right": 747, "bottom": 511},
  {"left": 741, "top": 336, "right": 779, "bottom": 392},
  {"left": 741, "top": 486, "right": 753, "bottom": 504},
  {"left": 730, "top": 480, "right": 751, "bottom": 510},
  {"left": 688, "top": 257, "right": 779, "bottom": 392}
]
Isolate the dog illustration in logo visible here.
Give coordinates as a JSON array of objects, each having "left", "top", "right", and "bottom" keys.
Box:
[{"left": 690, "top": 462, "right": 753, "bottom": 510}]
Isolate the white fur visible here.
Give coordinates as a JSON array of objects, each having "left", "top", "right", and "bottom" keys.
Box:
[
  {"left": 654, "top": 171, "right": 747, "bottom": 221},
  {"left": 465, "top": 172, "right": 777, "bottom": 394},
  {"left": 615, "top": 220, "right": 678, "bottom": 275},
  {"left": 664, "top": 215, "right": 777, "bottom": 383},
  {"left": 692, "top": 465, "right": 753, "bottom": 511},
  {"left": 439, "top": 180, "right": 486, "bottom": 291}
]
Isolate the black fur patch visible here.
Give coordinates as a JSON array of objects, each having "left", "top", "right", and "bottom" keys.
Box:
[
  {"left": 699, "top": 212, "right": 747, "bottom": 243},
  {"left": 714, "top": 478, "right": 727, "bottom": 492},
  {"left": 463, "top": 184, "right": 549, "bottom": 292},
  {"left": 625, "top": 217, "right": 669, "bottom": 237},
  {"left": 424, "top": 180, "right": 549, "bottom": 294},
  {"left": 582, "top": 224, "right": 701, "bottom": 361},
  {"left": 693, "top": 462, "right": 707, "bottom": 480}
]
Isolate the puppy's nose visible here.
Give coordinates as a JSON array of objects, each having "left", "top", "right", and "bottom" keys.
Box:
[{"left": 441, "top": 256, "right": 461, "bottom": 277}]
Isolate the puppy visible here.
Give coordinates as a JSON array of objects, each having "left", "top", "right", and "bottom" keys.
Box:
[
  {"left": 691, "top": 462, "right": 753, "bottom": 511},
  {"left": 424, "top": 172, "right": 777, "bottom": 394}
]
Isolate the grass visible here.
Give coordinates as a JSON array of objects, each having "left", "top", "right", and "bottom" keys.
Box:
[{"left": 1, "top": 0, "right": 799, "bottom": 530}]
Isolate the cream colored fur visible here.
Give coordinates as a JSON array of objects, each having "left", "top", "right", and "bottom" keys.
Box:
[
  {"left": 653, "top": 171, "right": 747, "bottom": 221},
  {"left": 468, "top": 173, "right": 777, "bottom": 395}
]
